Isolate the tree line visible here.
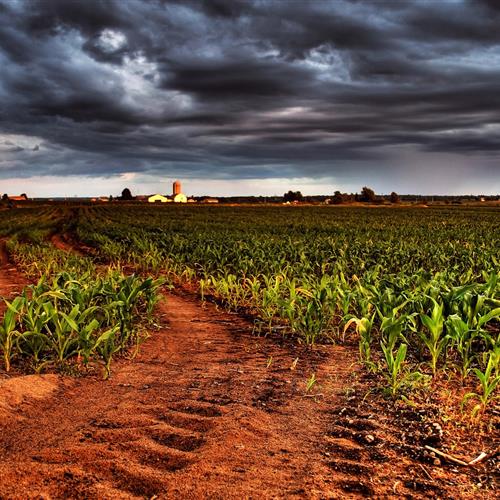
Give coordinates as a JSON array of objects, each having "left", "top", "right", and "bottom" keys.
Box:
[{"left": 284, "top": 187, "right": 401, "bottom": 204}]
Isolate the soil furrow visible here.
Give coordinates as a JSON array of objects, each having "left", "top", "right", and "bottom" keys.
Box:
[{"left": 0, "top": 288, "right": 357, "bottom": 498}]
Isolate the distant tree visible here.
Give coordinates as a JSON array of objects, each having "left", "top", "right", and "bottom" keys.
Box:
[
  {"left": 332, "top": 191, "right": 345, "bottom": 204},
  {"left": 121, "top": 188, "right": 133, "bottom": 200},
  {"left": 2, "top": 194, "right": 14, "bottom": 209},
  {"left": 360, "top": 186, "right": 376, "bottom": 203},
  {"left": 389, "top": 191, "right": 400, "bottom": 204},
  {"left": 283, "top": 190, "right": 303, "bottom": 202}
]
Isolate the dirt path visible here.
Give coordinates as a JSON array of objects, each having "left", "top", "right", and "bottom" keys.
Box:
[
  {"left": 0, "top": 239, "right": 28, "bottom": 313},
  {"left": 0, "top": 289, "right": 367, "bottom": 499},
  {"left": 51, "top": 233, "right": 86, "bottom": 256}
]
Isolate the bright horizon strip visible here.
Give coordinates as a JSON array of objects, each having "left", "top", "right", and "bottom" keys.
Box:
[{"left": 0, "top": 174, "right": 499, "bottom": 198}]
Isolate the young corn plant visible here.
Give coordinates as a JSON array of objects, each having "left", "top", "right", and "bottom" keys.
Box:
[
  {"left": 94, "top": 325, "right": 121, "bottom": 379},
  {"left": 305, "top": 373, "right": 317, "bottom": 393},
  {"left": 378, "top": 313, "right": 426, "bottom": 397},
  {"left": 0, "top": 296, "right": 25, "bottom": 371},
  {"left": 445, "top": 314, "right": 476, "bottom": 379},
  {"left": 343, "top": 314, "right": 376, "bottom": 371},
  {"left": 287, "top": 281, "right": 336, "bottom": 345},
  {"left": 461, "top": 346, "right": 500, "bottom": 418},
  {"left": 76, "top": 317, "right": 101, "bottom": 367},
  {"left": 42, "top": 302, "right": 81, "bottom": 366},
  {"left": 419, "top": 298, "right": 449, "bottom": 375},
  {"left": 380, "top": 341, "right": 409, "bottom": 397}
]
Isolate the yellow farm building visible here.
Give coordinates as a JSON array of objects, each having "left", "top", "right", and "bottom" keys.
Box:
[
  {"left": 146, "top": 180, "right": 188, "bottom": 203},
  {"left": 173, "top": 193, "right": 187, "bottom": 203},
  {"left": 148, "top": 194, "right": 170, "bottom": 203}
]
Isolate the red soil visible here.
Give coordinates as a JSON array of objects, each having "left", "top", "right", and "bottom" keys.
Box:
[
  {"left": 51, "top": 234, "right": 86, "bottom": 255},
  {"left": 0, "top": 293, "right": 358, "bottom": 498},
  {"left": 0, "top": 239, "right": 28, "bottom": 314}
]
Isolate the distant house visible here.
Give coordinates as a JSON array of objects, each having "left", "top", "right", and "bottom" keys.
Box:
[
  {"left": 173, "top": 193, "right": 187, "bottom": 203},
  {"left": 148, "top": 194, "right": 170, "bottom": 203},
  {"left": 201, "top": 197, "right": 219, "bottom": 204},
  {"left": 7, "top": 194, "right": 28, "bottom": 201}
]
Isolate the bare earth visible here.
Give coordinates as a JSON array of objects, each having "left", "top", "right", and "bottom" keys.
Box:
[
  {"left": 0, "top": 241, "right": 496, "bottom": 498},
  {"left": 0, "top": 291, "right": 358, "bottom": 499}
]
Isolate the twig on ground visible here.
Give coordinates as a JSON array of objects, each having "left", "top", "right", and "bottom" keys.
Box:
[
  {"left": 424, "top": 445, "right": 469, "bottom": 466},
  {"left": 425, "top": 446, "right": 498, "bottom": 467},
  {"left": 418, "top": 463, "right": 433, "bottom": 480},
  {"left": 468, "top": 449, "right": 499, "bottom": 466}
]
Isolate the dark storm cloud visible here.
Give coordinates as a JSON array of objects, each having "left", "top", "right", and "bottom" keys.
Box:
[
  {"left": 403, "top": 1, "right": 500, "bottom": 45},
  {"left": 0, "top": 0, "right": 499, "bottom": 186},
  {"left": 26, "top": 0, "right": 128, "bottom": 36},
  {"left": 165, "top": 57, "right": 315, "bottom": 99}
]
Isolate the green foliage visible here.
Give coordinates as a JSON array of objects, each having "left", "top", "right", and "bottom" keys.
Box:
[
  {"left": 1, "top": 204, "right": 498, "bottom": 407},
  {"left": 0, "top": 208, "right": 163, "bottom": 377},
  {"left": 344, "top": 314, "right": 375, "bottom": 370},
  {"left": 461, "top": 346, "right": 500, "bottom": 417},
  {"left": 1, "top": 272, "right": 162, "bottom": 377},
  {"left": 0, "top": 297, "right": 24, "bottom": 372},
  {"left": 418, "top": 298, "right": 448, "bottom": 375}
]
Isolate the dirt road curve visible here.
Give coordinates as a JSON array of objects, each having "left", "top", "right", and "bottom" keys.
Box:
[
  {"left": 0, "top": 240, "right": 28, "bottom": 315},
  {"left": 0, "top": 287, "right": 373, "bottom": 499}
]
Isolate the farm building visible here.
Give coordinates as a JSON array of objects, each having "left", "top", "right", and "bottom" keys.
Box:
[
  {"left": 172, "top": 180, "right": 187, "bottom": 203},
  {"left": 4, "top": 194, "right": 28, "bottom": 201},
  {"left": 144, "top": 180, "right": 188, "bottom": 203},
  {"left": 173, "top": 193, "right": 187, "bottom": 203},
  {"left": 148, "top": 194, "right": 170, "bottom": 203}
]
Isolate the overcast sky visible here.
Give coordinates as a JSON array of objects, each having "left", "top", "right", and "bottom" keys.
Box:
[{"left": 0, "top": 0, "right": 499, "bottom": 197}]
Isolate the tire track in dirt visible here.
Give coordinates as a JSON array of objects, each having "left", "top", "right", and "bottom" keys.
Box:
[
  {"left": 0, "top": 284, "right": 362, "bottom": 499},
  {"left": 51, "top": 233, "right": 92, "bottom": 257}
]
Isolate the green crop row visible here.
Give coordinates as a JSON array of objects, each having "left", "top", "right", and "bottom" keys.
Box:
[
  {"left": 0, "top": 271, "right": 162, "bottom": 378},
  {"left": 1, "top": 204, "right": 498, "bottom": 415},
  {"left": 73, "top": 205, "right": 499, "bottom": 415},
  {"left": 0, "top": 208, "right": 163, "bottom": 377}
]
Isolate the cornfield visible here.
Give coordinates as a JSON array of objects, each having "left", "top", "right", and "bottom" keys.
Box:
[{"left": 0, "top": 204, "right": 498, "bottom": 415}]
